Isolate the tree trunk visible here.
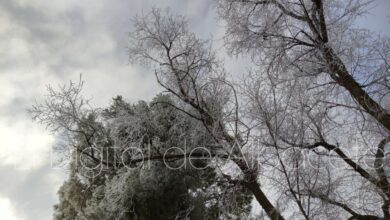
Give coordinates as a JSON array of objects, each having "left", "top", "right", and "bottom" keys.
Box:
[
  {"left": 243, "top": 180, "right": 285, "bottom": 220},
  {"left": 321, "top": 45, "right": 390, "bottom": 132},
  {"left": 235, "top": 159, "right": 285, "bottom": 220}
]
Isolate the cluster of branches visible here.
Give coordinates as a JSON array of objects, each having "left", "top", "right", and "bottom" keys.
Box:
[{"left": 126, "top": 1, "right": 390, "bottom": 219}]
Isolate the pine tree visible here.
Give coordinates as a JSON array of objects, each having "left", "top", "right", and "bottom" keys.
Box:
[{"left": 51, "top": 94, "right": 252, "bottom": 220}]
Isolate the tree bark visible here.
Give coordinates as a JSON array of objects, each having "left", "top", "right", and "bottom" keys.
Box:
[
  {"left": 235, "top": 159, "right": 286, "bottom": 220},
  {"left": 243, "top": 180, "right": 285, "bottom": 220}
]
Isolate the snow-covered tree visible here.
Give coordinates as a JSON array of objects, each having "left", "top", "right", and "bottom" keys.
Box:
[
  {"left": 127, "top": 4, "right": 390, "bottom": 219},
  {"left": 32, "top": 90, "right": 252, "bottom": 219}
]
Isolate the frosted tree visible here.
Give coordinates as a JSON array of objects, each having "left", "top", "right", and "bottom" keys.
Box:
[
  {"left": 217, "top": 0, "right": 390, "bottom": 130},
  {"left": 214, "top": 0, "right": 390, "bottom": 219},
  {"left": 32, "top": 87, "right": 252, "bottom": 219},
  {"left": 128, "top": 8, "right": 285, "bottom": 220},
  {"left": 127, "top": 3, "right": 390, "bottom": 220}
]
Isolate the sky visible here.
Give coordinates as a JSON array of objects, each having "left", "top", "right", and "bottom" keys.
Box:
[{"left": 0, "top": 0, "right": 389, "bottom": 219}]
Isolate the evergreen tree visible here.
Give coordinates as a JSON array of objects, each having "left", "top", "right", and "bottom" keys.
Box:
[{"left": 51, "top": 94, "right": 252, "bottom": 220}]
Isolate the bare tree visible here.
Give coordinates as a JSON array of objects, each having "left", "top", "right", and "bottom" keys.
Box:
[
  {"left": 127, "top": 2, "right": 390, "bottom": 219},
  {"left": 215, "top": 0, "right": 390, "bottom": 219},
  {"left": 128, "top": 8, "right": 288, "bottom": 220},
  {"left": 217, "top": 0, "right": 390, "bottom": 131}
]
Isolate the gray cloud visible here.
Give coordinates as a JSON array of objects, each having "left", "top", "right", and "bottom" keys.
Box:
[
  {"left": 0, "top": 1, "right": 216, "bottom": 219},
  {"left": 0, "top": 164, "right": 65, "bottom": 219}
]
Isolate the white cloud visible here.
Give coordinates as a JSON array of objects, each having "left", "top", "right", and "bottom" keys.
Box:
[
  {"left": 0, "top": 121, "right": 54, "bottom": 170},
  {"left": 0, "top": 197, "right": 25, "bottom": 220}
]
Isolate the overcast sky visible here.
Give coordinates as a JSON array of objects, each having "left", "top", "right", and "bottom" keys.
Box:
[{"left": 0, "top": 0, "right": 389, "bottom": 219}]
